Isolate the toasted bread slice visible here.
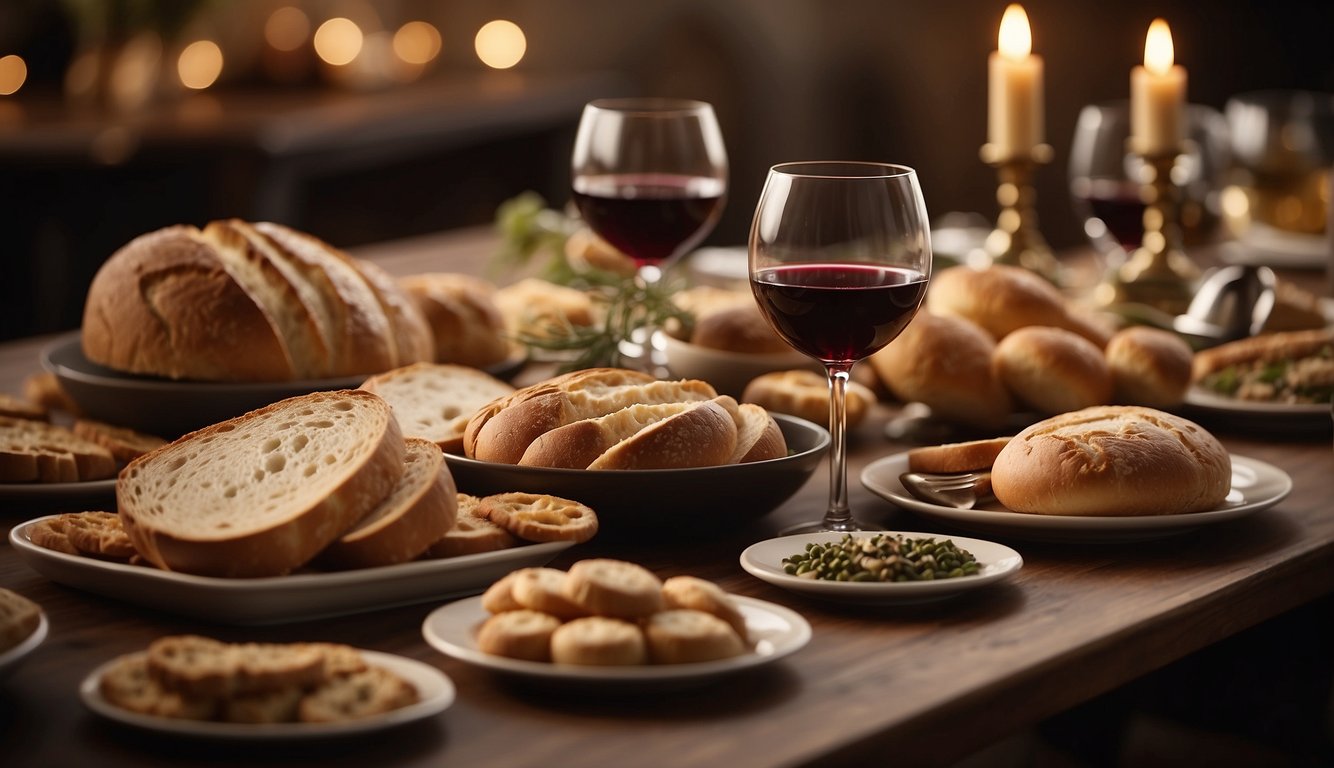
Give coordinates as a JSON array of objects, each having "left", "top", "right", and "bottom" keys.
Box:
[{"left": 0, "top": 416, "right": 116, "bottom": 483}]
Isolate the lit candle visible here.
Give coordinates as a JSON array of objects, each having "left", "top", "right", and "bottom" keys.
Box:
[
  {"left": 1130, "top": 19, "right": 1187, "bottom": 156},
  {"left": 987, "top": 4, "right": 1044, "bottom": 158}
]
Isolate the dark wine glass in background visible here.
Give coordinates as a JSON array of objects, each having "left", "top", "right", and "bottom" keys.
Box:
[{"left": 749, "top": 162, "right": 931, "bottom": 534}]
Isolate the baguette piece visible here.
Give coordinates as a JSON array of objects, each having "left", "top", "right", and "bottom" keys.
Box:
[
  {"left": 991, "top": 405, "right": 1231, "bottom": 516},
  {"left": 587, "top": 397, "right": 739, "bottom": 470},
  {"left": 320, "top": 437, "right": 458, "bottom": 569},
  {"left": 1191, "top": 327, "right": 1334, "bottom": 381},
  {"left": 728, "top": 403, "right": 787, "bottom": 464},
  {"left": 117, "top": 390, "right": 405, "bottom": 577},
  {"left": 519, "top": 401, "right": 696, "bottom": 469},
  {"left": 0, "top": 416, "right": 117, "bottom": 483},
  {"left": 360, "top": 363, "right": 515, "bottom": 454},
  {"left": 470, "top": 369, "right": 716, "bottom": 464},
  {"left": 907, "top": 437, "right": 1013, "bottom": 474}
]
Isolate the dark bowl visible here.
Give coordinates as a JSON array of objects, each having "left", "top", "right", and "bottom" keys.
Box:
[{"left": 444, "top": 414, "right": 829, "bottom": 536}]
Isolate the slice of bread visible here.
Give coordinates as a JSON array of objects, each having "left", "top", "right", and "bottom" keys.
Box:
[
  {"left": 320, "top": 437, "right": 458, "bottom": 569},
  {"left": 728, "top": 403, "right": 787, "bottom": 464},
  {"left": 117, "top": 390, "right": 405, "bottom": 577},
  {"left": 518, "top": 402, "right": 695, "bottom": 469},
  {"left": 0, "top": 392, "right": 47, "bottom": 422},
  {"left": 298, "top": 666, "right": 419, "bottom": 723},
  {"left": 907, "top": 436, "right": 1013, "bottom": 474},
  {"left": 0, "top": 416, "right": 117, "bottom": 483},
  {"left": 587, "top": 397, "right": 739, "bottom": 470},
  {"left": 360, "top": 363, "right": 515, "bottom": 454},
  {"left": 72, "top": 419, "right": 167, "bottom": 462}
]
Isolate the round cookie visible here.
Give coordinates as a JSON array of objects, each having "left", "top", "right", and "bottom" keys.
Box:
[
  {"left": 550, "top": 617, "right": 647, "bottom": 666},
  {"left": 660, "top": 576, "right": 748, "bottom": 643},
  {"left": 479, "top": 493, "right": 599, "bottom": 544},
  {"left": 563, "top": 559, "right": 664, "bottom": 619},
  {"left": 644, "top": 609, "right": 746, "bottom": 664},
  {"left": 476, "top": 609, "right": 562, "bottom": 662}
]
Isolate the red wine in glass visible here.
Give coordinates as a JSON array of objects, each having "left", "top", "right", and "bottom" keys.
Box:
[
  {"left": 751, "top": 263, "right": 928, "bottom": 364},
  {"left": 1073, "top": 178, "right": 1146, "bottom": 249},
  {"left": 572, "top": 173, "right": 725, "bottom": 266}
]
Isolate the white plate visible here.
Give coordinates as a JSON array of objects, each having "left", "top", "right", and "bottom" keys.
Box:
[
  {"left": 860, "top": 452, "right": 1292, "bottom": 543},
  {"left": 739, "top": 532, "right": 1023, "bottom": 604},
  {"left": 0, "top": 478, "right": 117, "bottom": 513},
  {"left": 422, "top": 595, "right": 810, "bottom": 689},
  {"left": 80, "top": 650, "right": 454, "bottom": 739},
  {"left": 10, "top": 517, "right": 573, "bottom": 625},
  {"left": 0, "top": 612, "right": 48, "bottom": 680},
  {"left": 1221, "top": 227, "right": 1329, "bottom": 270},
  {"left": 1183, "top": 386, "right": 1332, "bottom": 434}
]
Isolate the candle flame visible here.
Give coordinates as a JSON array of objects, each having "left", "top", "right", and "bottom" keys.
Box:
[
  {"left": 998, "top": 4, "right": 1032, "bottom": 60},
  {"left": 1144, "top": 18, "right": 1175, "bottom": 75}
]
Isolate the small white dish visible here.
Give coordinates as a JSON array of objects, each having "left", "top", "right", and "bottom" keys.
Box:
[
  {"left": 421, "top": 594, "right": 810, "bottom": 690},
  {"left": 0, "top": 611, "right": 48, "bottom": 680},
  {"left": 740, "top": 532, "right": 1023, "bottom": 604},
  {"left": 11, "top": 517, "right": 573, "bottom": 625},
  {"left": 1183, "top": 385, "right": 1332, "bottom": 435},
  {"left": 80, "top": 650, "right": 454, "bottom": 739},
  {"left": 661, "top": 333, "right": 819, "bottom": 397},
  {"left": 861, "top": 452, "right": 1292, "bottom": 543}
]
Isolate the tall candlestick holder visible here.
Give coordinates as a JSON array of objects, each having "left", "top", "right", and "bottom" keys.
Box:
[
  {"left": 979, "top": 142, "right": 1061, "bottom": 283},
  {"left": 1094, "top": 144, "right": 1199, "bottom": 314}
]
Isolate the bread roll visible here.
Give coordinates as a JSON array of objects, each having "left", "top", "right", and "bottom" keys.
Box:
[
  {"left": 991, "top": 406, "right": 1231, "bottom": 516},
  {"left": 1104, "top": 326, "right": 1193, "bottom": 408},
  {"left": 587, "top": 398, "right": 739, "bottom": 470},
  {"left": 690, "top": 304, "right": 790, "bottom": 354},
  {"left": 399, "top": 273, "right": 511, "bottom": 368},
  {"left": 994, "top": 326, "right": 1113, "bottom": 415},
  {"left": 741, "top": 369, "right": 875, "bottom": 429},
  {"left": 494, "top": 278, "right": 598, "bottom": 341},
  {"left": 927, "top": 264, "right": 1113, "bottom": 348},
  {"left": 81, "top": 221, "right": 432, "bottom": 382},
  {"left": 869, "top": 312, "right": 1012, "bottom": 429}
]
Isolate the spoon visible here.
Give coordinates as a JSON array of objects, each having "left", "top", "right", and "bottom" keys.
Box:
[
  {"left": 1172, "top": 264, "right": 1276, "bottom": 344},
  {"left": 899, "top": 471, "right": 994, "bottom": 510}
]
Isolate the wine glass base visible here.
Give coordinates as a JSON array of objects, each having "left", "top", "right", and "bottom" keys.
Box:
[{"left": 779, "top": 518, "right": 886, "bottom": 536}]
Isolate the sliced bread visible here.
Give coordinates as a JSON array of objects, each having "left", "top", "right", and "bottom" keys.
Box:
[
  {"left": 518, "top": 401, "right": 696, "bottom": 469},
  {"left": 588, "top": 397, "right": 740, "bottom": 470},
  {"left": 117, "top": 390, "right": 405, "bottom": 577},
  {"left": 320, "top": 437, "right": 458, "bottom": 569},
  {"left": 72, "top": 419, "right": 168, "bottom": 462},
  {"left": 360, "top": 363, "right": 515, "bottom": 454},
  {"left": 728, "top": 403, "right": 787, "bottom": 464},
  {"left": 0, "top": 416, "right": 117, "bottom": 483}
]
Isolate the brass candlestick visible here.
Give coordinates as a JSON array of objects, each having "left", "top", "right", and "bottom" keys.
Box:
[
  {"left": 979, "top": 142, "right": 1061, "bottom": 283},
  {"left": 1095, "top": 145, "right": 1199, "bottom": 314}
]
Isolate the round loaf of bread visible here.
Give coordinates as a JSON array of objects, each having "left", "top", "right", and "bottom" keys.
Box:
[
  {"left": 1104, "top": 326, "right": 1194, "bottom": 408},
  {"left": 991, "top": 405, "right": 1231, "bottom": 516},
  {"left": 399, "top": 273, "right": 511, "bottom": 368},
  {"left": 741, "top": 369, "right": 875, "bottom": 429},
  {"left": 82, "top": 221, "right": 433, "bottom": 382},
  {"left": 994, "top": 326, "right": 1113, "bottom": 415},
  {"left": 869, "top": 312, "right": 1012, "bottom": 429},
  {"left": 927, "top": 264, "right": 1112, "bottom": 347},
  {"left": 690, "top": 305, "right": 790, "bottom": 354}
]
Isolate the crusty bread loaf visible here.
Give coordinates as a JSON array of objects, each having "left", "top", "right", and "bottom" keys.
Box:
[
  {"left": 588, "top": 398, "right": 739, "bottom": 470},
  {"left": 690, "top": 304, "right": 790, "bottom": 354},
  {"left": 81, "top": 221, "right": 432, "bottom": 382},
  {"left": 399, "top": 273, "right": 512, "bottom": 368},
  {"left": 994, "top": 326, "right": 1113, "bottom": 415},
  {"left": 1104, "top": 326, "right": 1194, "bottom": 408},
  {"left": 928, "top": 264, "right": 1113, "bottom": 348},
  {"left": 470, "top": 369, "right": 717, "bottom": 464},
  {"left": 360, "top": 363, "right": 515, "bottom": 454},
  {"left": 117, "top": 390, "right": 405, "bottom": 577},
  {"left": 991, "top": 406, "right": 1231, "bottom": 516},
  {"left": 869, "top": 312, "right": 1012, "bottom": 429},
  {"left": 493, "top": 277, "right": 598, "bottom": 342},
  {"left": 741, "top": 369, "right": 875, "bottom": 429},
  {"left": 321, "top": 437, "right": 458, "bottom": 569},
  {"left": 0, "top": 416, "right": 117, "bottom": 483},
  {"left": 907, "top": 436, "right": 1013, "bottom": 474}
]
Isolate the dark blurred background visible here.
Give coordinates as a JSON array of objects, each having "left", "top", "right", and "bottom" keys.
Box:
[{"left": 1, "top": 0, "right": 1331, "bottom": 340}]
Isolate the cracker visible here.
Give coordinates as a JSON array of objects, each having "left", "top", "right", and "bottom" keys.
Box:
[
  {"left": 27, "top": 517, "right": 80, "bottom": 556},
  {"left": 298, "top": 666, "right": 419, "bottom": 723},
  {"left": 0, "top": 392, "right": 47, "bottom": 422},
  {"left": 480, "top": 570, "right": 526, "bottom": 614},
  {"left": 421, "top": 494, "right": 517, "bottom": 558},
  {"left": 61, "top": 511, "right": 138, "bottom": 560},
  {"left": 479, "top": 492, "right": 599, "bottom": 544},
  {"left": 99, "top": 653, "right": 216, "bottom": 720}
]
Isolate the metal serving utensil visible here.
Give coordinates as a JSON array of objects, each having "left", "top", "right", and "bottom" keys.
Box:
[
  {"left": 1172, "top": 264, "right": 1276, "bottom": 345},
  {"left": 899, "top": 471, "right": 993, "bottom": 510}
]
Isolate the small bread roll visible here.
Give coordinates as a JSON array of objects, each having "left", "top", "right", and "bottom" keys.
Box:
[
  {"left": 994, "top": 327, "right": 1113, "bottom": 415},
  {"left": 870, "top": 312, "right": 1012, "bottom": 429},
  {"left": 476, "top": 610, "right": 562, "bottom": 662},
  {"left": 907, "top": 436, "right": 1013, "bottom": 474},
  {"left": 509, "top": 568, "right": 591, "bottom": 620},
  {"left": 1104, "top": 327, "right": 1194, "bottom": 408},
  {"left": 991, "top": 405, "right": 1231, "bottom": 516},
  {"left": 928, "top": 264, "right": 1113, "bottom": 348},
  {"left": 690, "top": 304, "right": 790, "bottom": 354},
  {"left": 742, "top": 369, "right": 875, "bottom": 429},
  {"left": 550, "top": 617, "right": 647, "bottom": 666},
  {"left": 563, "top": 559, "right": 664, "bottom": 619},
  {"left": 644, "top": 610, "right": 746, "bottom": 664},
  {"left": 660, "top": 577, "right": 748, "bottom": 642}
]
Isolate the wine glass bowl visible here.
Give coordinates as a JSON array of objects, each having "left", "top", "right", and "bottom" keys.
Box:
[{"left": 749, "top": 161, "right": 931, "bottom": 534}]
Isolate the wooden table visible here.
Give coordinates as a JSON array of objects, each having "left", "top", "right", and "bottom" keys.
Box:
[{"left": 2, "top": 229, "right": 1331, "bottom": 768}]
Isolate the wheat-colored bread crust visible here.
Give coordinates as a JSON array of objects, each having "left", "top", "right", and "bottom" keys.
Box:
[
  {"left": 0, "top": 588, "right": 42, "bottom": 653},
  {"left": 643, "top": 609, "right": 746, "bottom": 664},
  {"left": 991, "top": 405, "right": 1231, "bottom": 516},
  {"left": 1190, "top": 327, "right": 1334, "bottom": 382},
  {"left": 476, "top": 609, "right": 562, "bottom": 662},
  {"left": 741, "top": 369, "right": 876, "bottom": 429},
  {"left": 728, "top": 403, "right": 787, "bottom": 464},
  {"left": 72, "top": 419, "right": 167, "bottom": 462},
  {"left": 587, "top": 398, "right": 739, "bottom": 470},
  {"left": 549, "top": 617, "right": 647, "bottom": 666},
  {"left": 117, "top": 390, "right": 405, "bottom": 577},
  {"left": 321, "top": 438, "right": 458, "bottom": 569},
  {"left": 0, "top": 416, "right": 117, "bottom": 482},
  {"left": 993, "top": 326, "right": 1113, "bottom": 415},
  {"left": 518, "top": 401, "right": 695, "bottom": 469},
  {"left": 927, "top": 264, "right": 1113, "bottom": 348},
  {"left": 562, "top": 558, "right": 664, "bottom": 619},
  {"left": 907, "top": 437, "right": 1014, "bottom": 474},
  {"left": 400, "top": 273, "right": 511, "bottom": 368},
  {"left": 421, "top": 493, "right": 518, "bottom": 557},
  {"left": 0, "top": 392, "right": 47, "bottom": 422},
  {"left": 1105, "top": 326, "right": 1194, "bottom": 408}
]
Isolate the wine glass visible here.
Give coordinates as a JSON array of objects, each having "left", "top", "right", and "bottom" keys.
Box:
[
  {"left": 749, "top": 162, "right": 931, "bottom": 534},
  {"left": 570, "top": 98, "right": 728, "bottom": 368}
]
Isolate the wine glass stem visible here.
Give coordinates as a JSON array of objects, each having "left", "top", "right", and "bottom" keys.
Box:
[{"left": 823, "top": 365, "right": 854, "bottom": 531}]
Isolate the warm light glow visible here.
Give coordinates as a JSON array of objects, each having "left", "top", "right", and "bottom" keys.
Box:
[
  {"left": 393, "top": 21, "right": 441, "bottom": 65},
  {"left": 0, "top": 55, "right": 26, "bottom": 95},
  {"left": 314, "top": 17, "right": 364, "bottom": 66},
  {"left": 265, "top": 6, "right": 311, "bottom": 52},
  {"left": 1144, "top": 18, "right": 1175, "bottom": 75},
  {"left": 998, "top": 4, "right": 1032, "bottom": 60},
  {"left": 178, "top": 40, "right": 223, "bottom": 90},
  {"left": 474, "top": 20, "right": 526, "bottom": 69}
]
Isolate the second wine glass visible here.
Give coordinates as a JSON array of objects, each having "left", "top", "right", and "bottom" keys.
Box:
[{"left": 749, "top": 162, "right": 931, "bottom": 534}]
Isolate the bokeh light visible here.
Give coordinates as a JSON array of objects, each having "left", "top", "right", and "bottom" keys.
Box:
[
  {"left": 393, "top": 21, "right": 441, "bottom": 65},
  {"left": 314, "top": 17, "right": 364, "bottom": 66},
  {"left": 178, "top": 40, "right": 223, "bottom": 90},
  {"left": 0, "top": 55, "right": 27, "bottom": 96},
  {"left": 474, "top": 20, "right": 526, "bottom": 69},
  {"left": 265, "top": 7, "right": 312, "bottom": 52}
]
